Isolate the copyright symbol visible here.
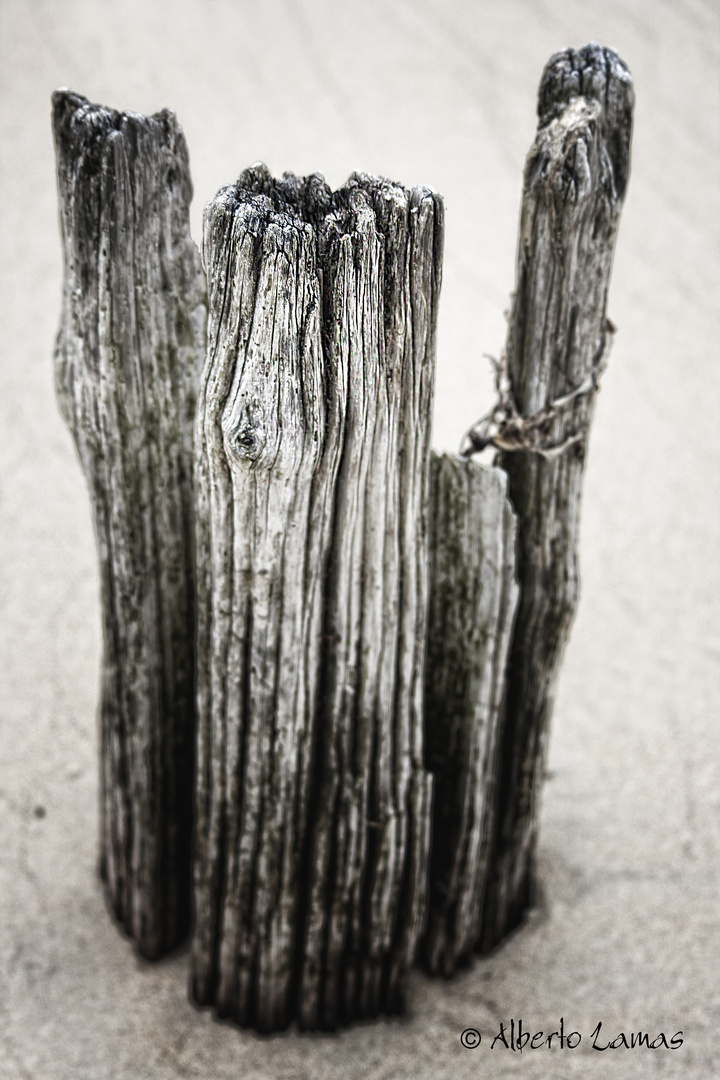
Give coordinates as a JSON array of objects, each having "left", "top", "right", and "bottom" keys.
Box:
[{"left": 460, "top": 1028, "right": 481, "bottom": 1049}]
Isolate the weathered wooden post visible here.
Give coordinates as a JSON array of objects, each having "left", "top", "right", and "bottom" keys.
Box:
[
  {"left": 420, "top": 44, "right": 633, "bottom": 974},
  {"left": 52, "top": 91, "right": 206, "bottom": 958},
  {"left": 51, "top": 38, "right": 633, "bottom": 1028},
  {"left": 464, "top": 44, "right": 634, "bottom": 951},
  {"left": 190, "top": 165, "right": 443, "bottom": 1030},
  {"left": 422, "top": 456, "right": 518, "bottom": 975}
]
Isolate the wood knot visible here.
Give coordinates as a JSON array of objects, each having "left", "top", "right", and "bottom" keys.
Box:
[{"left": 227, "top": 423, "right": 264, "bottom": 461}]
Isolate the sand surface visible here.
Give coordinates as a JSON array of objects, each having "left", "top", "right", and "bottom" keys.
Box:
[{"left": 0, "top": 1, "right": 718, "bottom": 1077}]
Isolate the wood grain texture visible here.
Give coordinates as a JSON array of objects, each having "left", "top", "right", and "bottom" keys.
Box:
[
  {"left": 422, "top": 454, "right": 518, "bottom": 976},
  {"left": 477, "top": 44, "right": 634, "bottom": 951},
  {"left": 52, "top": 91, "right": 207, "bottom": 959},
  {"left": 190, "top": 165, "right": 443, "bottom": 1031}
]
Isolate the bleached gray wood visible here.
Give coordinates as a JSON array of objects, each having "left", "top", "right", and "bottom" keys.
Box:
[
  {"left": 191, "top": 167, "right": 332, "bottom": 1032},
  {"left": 191, "top": 165, "right": 443, "bottom": 1032},
  {"left": 52, "top": 90, "right": 206, "bottom": 959},
  {"left": 476, "top": 44, "right": 634, "bottom": 950},
  {"left": 301, "top": 176, "right": 441, "bottom": 1028},
  {"left": 422, "top": 454, "right": 518, "bottom": 976}
]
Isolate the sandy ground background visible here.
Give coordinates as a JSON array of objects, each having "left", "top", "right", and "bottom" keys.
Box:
[{"left": 0, "top": 1, "right": 718, "bottom": 1077}]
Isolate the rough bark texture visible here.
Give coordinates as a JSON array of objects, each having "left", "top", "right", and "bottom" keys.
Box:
[
  {"left": 477, "top": 45, "right": 634, "bottom": 951},
  {"left": 191, "top": 165, "right": 443, "bottom": 1031},
  {"left": 422, "top": 454, "right": 518, "bottom": 976},
  {"left": 52, "top": 91, "right": 207, "bottom": 959}
]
